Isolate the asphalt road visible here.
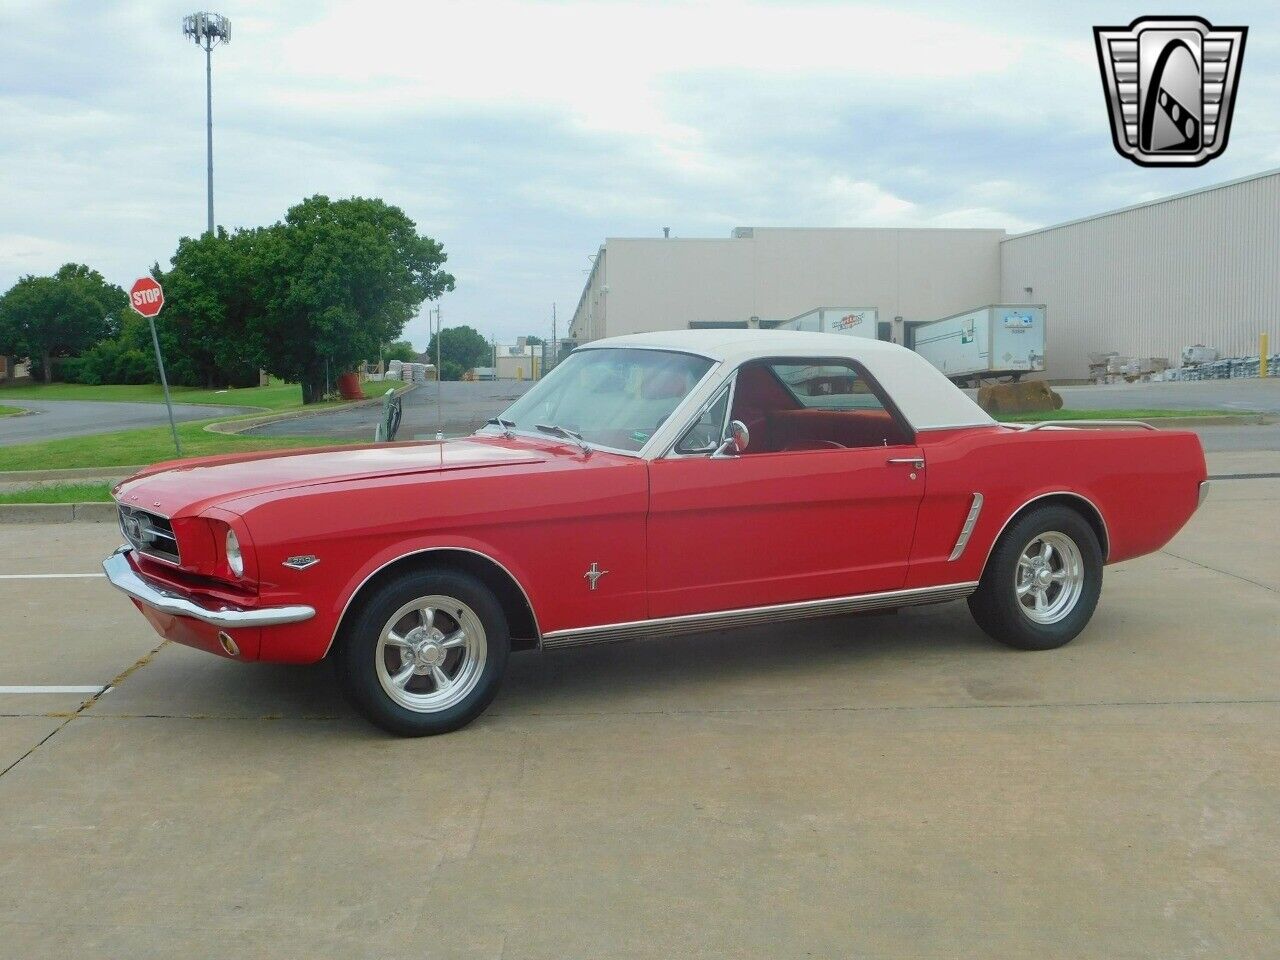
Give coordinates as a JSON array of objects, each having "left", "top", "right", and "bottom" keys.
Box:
[
  {"left": 1047, "top": 378, "right": 1280, "bottom": 415},
  {"left": 0, "top": 398, "right": 256, "bottom": 446},
  {"left": 0, "top": 449, "right": 1276, "bottom": 958},
  {"left": 247, "top": 380, "right": 534, "bottom": 441},
  {"left": 251, "top": 377, "right": 1280, "bottom": 452}
]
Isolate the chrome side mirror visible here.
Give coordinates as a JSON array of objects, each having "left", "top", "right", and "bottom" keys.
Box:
[{"left": 712, "top": 420, "right": 750, "bottom": 458}]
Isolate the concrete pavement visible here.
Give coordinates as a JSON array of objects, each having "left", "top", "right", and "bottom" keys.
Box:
[
  {"left": 0, "top": 398, "right": 256, "bottom": 445},
  {"left": 0, "top": 456, "right": 1276, "bottom": 958}
]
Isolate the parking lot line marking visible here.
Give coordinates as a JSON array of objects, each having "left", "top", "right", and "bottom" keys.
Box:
[
  {"left": 0, "top": 685, "right": 108, "bottom": 695},
  {"left": 0, "top": 573, "right": 106, "bottom": 579}
]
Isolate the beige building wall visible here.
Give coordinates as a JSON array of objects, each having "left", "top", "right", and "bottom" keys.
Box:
[
  {"left": 570, "top": 227, "right": 1004, "bottom": 342},
  {"left": 1001, "top": 168, "right": 1280, "bottom": 380},
  {"left": 570, "top": 170, "right": 1280, "bottom": 383}
]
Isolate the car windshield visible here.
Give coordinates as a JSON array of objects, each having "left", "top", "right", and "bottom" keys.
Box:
[{"left": 494, "top": 348, "right": 714, "bottom": 452}]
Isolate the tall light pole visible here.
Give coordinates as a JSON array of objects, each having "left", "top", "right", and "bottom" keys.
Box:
[{"left": 182, "top": 12, "right": 230, "bottom": 235}]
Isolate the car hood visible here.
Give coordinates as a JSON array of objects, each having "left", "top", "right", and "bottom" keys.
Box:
[{"left": 112, "top": 438, "right": 552, "bottom": 518}]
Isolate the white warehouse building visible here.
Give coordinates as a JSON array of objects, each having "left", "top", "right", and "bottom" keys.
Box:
[{"left": 569, "top": 168, "right": 1280, "bottom": 381}]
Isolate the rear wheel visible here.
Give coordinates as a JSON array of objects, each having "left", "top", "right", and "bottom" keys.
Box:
[
  {"left": 968, "top": 505, "right": 1102, "bottom": 651},
  {"left": 334, "top": 569, "right": 509, "bottom": 736}
]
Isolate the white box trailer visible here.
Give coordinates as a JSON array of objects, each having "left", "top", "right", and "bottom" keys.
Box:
[
  {"left": 777, "top": 307, "right": 878, "bottom": 338},
  {"left": 911, "top": 304, "right": 1045, "bottom": 383}
]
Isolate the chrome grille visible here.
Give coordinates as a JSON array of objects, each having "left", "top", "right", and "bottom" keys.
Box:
[{"left": 118, "top": 505, "right": 181, "bottom": 565}]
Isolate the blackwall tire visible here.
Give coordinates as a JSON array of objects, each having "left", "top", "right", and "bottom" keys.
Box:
[
  {"left": 334, "top": 568, "right": 509, "bottom": 736},
  {"left": 968, "top": 505, "right": 1103, "bottom": 651}
]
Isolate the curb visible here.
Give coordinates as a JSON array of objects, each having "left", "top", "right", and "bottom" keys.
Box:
[
  {"left": 0, "top": 465, "right": 145, "bottom": 483},
  {"left": 0, "top": 502, "right": 117, "bottom": 523},
  {"left": 205, "top": 382, "right": 419, "bottom": 436},
  {"left": 1161, "top": 414, "right": 1273, "bottom": 427}
]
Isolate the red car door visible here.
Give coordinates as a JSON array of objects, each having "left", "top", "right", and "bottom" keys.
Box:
[{"left": 645, "top": 359, "right": 927, "bottom": 619}]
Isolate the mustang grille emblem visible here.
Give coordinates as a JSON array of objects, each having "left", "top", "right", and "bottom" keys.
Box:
[
  {"left": 584, "top": 562, "right": 609, "bottom": 591},
  {"left": 1094, "top": 16, "right": 1247, "bottom": 167}
]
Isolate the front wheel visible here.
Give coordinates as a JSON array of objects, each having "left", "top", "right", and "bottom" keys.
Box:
[
  {"left": 968, "top": 505, "right": 1103, "bottom": 650},
  {"left": 334, "top": 569, "right": 509, "bottom": 736}
]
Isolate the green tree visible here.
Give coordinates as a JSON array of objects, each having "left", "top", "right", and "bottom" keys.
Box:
[
  {"left": 426, "top": 325, "right": 490, "bottom": 380},
  {"left": 249, "top": 195, "right": 455, "bottom": 403},
  {"left": 382, "top": 339, "right": 419, "bottom": 364},
  {"left": 156, "top": 229, "right": 264, "bottom": 387},
  {"left": 0, "top": 264, "right": 126, "bottom": 382}
]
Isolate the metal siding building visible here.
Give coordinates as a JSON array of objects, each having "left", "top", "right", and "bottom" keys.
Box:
[
  {"left": 570, "top": 228, "right": 1004, "bottom": 343},
  {"left": 571, "top": 169, "right": 1280, "bottom": 382},
  {"left": 1000, "top": 168, "right": 1280, "bottom": 380}
]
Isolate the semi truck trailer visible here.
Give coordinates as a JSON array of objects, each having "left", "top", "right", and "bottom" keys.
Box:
[{"left": 911, "top": 305, "right": 1046, "bottom": 384}]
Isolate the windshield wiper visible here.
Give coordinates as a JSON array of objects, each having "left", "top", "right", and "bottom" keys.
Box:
[
  {"left": 486, "top": 417, "right": 516, "bottom": 438},
  {"left": 535, "top": 423, "right": 590, "bottom": 454}
]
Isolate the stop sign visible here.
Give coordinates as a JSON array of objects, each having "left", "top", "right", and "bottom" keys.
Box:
[{"left": 128, "top": 276, "right": 165, "bottom": 318}]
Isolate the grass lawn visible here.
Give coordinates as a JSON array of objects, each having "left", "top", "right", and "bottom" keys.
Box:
[
  {"left": 0, "top": 381, "right": 305, "bottom": 411},
  {"left": 0, "top": 481, "right": 115, "bottom": 504},
  {"left": 1000, "top": 408, "right": 1245, "bottom": 422},
  {"left": 0, "top": 380, "right": 361, "bottom": 471},
  {"left": 0, "top": 405, "right": 25, "bottom": 417},
  {"left": 0, "top": 418, "right": 351, "bottom": 471}
]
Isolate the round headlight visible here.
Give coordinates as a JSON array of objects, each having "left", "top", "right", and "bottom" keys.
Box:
[{"left": 225, "top": 529, "right": 244, "bottom": 578}]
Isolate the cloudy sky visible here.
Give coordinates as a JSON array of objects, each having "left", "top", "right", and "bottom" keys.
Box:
[{"left": 1, "top": 0, "right": 1276, "bottom": 348}]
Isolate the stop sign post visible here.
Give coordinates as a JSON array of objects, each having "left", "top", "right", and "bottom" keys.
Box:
[{"left": 129, "top": 277, "right": 182, "bottom": 456}]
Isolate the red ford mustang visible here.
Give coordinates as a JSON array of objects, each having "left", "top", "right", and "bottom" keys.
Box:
[{"left": 104, "top": 330, "right": 1209, "bottom": 735}]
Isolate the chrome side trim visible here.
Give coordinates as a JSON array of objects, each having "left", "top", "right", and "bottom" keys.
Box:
[
  {"left": 103, "top": 547, "right": 315, "bottom": 628},
  {"left": 323, "top": 546, "right": 542, "bottom": 656},
  {"left": 948, "top": 493, "right": 984, "bottom": 561},
  {"left": 977, "top": 491, "right": 1111, "bottom": 572},
  {"left": 541, "top": 581, "right": 979, "bottom": 649},
  {"left": 1014, "top": 420, "right": 1157, "bottom": 432}
]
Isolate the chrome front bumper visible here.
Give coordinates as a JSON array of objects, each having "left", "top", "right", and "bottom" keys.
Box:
[{"left": 103, "top": 547, "right": 316, "bottom": 628}]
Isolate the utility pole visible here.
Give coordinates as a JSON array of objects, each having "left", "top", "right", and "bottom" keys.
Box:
[
  {"left": 434, "top": 304, "right": 444, "bottom": 440},
  {"left": 182, "top": 12, "right": 230, "bottom": 235},
  {"left": 551, "top": 302, "right": 557, "bottom": 374}
]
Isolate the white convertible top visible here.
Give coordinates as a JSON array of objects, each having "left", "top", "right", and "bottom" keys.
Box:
[{"left": 580, "top": 329, "right": 996, "bottom": 431}]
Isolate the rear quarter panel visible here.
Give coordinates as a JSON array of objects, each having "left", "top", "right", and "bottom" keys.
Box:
[{"left": 907, "top": 426, "right": 1207, "bottom": 589}]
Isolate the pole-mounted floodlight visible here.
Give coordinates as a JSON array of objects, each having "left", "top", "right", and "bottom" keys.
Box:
[{"left": 182, "top": 12, "right": 230, "bottom": 235}]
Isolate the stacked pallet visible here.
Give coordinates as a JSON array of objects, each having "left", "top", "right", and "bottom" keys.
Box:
[{"left": 1088, "top": 353, "right": 1172, "bottom": 384}]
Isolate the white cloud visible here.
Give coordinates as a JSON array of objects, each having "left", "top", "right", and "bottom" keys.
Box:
[{"left": 1, "top": 0, "right": 1278, "bottom": 344}]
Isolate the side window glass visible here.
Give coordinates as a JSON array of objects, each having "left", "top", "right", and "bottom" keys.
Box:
[
  {"left": 770, "top": 363, "right": 888, "bottom": 412},
  {"left": 674, "top": 385, "right": 730, "bottom": 454},
  {"left": 758, "top": 362, "right": 911, "bottom": 451}
]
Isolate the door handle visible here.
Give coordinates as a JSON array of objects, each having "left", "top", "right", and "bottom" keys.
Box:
[{"left": 887, "top": 457, "right": 925, "bottom": 469}]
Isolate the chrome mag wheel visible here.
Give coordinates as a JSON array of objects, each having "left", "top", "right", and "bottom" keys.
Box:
[
  {"left": 1015, "top": 531, "right": 1085, "bottom": 625},
  {"left": 375, "top": 595, "right": 487, "bottom": 713}
]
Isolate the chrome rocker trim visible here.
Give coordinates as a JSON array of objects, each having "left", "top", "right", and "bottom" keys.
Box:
[
  {"left": 541, "top": 581, "right": 979, "bottom": 649},
  {"left": 103, "top": 547, "right": 316, "bottom": 629}
]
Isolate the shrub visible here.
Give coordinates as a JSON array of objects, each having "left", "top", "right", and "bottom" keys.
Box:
[{"left": 62, "top": 339, "right": 155, "bottom": 385}]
